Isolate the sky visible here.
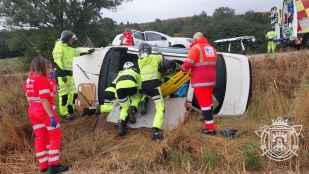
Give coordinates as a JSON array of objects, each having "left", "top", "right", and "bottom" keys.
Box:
[{"left": 102, "top": 0, "right": 282, "bottom": 23}]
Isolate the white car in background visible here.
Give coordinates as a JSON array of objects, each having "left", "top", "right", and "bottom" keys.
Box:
[{"left": 112, "top": 30, "right": 192, "bottom": 48}]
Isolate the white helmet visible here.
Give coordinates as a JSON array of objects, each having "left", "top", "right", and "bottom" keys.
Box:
[{"left": 123, "top": 61, "right": 134, "bottom": 69}]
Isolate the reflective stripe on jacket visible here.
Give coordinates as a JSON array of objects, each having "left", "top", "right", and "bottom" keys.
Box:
[
  {"left": 113, "top": 69, "right": 140, "bottom": 90},
  {"left": 181, "top": 36, "right": 217, "bottom": 88}
]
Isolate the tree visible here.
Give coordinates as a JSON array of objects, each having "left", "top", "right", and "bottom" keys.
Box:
[
  {"left": 0, "top": 0, "right": 129, "bottom": 34},
  {"left": 213, "top": 7, "right": 235, "bottom": 18}
]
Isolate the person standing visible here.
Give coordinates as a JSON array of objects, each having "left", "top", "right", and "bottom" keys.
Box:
[
  {"left": 52, "top": 30, "right": 94, "bottom": 120},
  {"left": 181, "top": 32, "right": 217, "bottom": 135},
  {"left": 138, "top": 43, "right": 165, "bottom": 140},
  {"left": 266, "top": 29, "right": 277, "bottom": 53},
  {"left": 24, "top": 57, "right": 69, "bottom": 174},
  {"left": 122, "top": 28, "right": 134, "bottom": 46}
]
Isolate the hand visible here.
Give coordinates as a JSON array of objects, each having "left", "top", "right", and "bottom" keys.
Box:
[
  {"left": 49, "top": 70, "right": 56, "bottom": 80},
  {"left": 88, "top": 48, "right": 95, "bottom": 54},
  {"left": 50, "top": 116, "right": 57, "bottom": 128},
  {"left": 180, "top": 65, "right": 186, "bottom": 72}
]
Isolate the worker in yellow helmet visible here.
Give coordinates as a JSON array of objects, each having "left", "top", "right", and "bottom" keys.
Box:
[{"left": 52, "top": 30, "right": 95, "bottom": 121}]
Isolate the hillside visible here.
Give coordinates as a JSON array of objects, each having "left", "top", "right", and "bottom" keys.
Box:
[{"left": 0, "top": 51, "right": 309, "bottom": 173}]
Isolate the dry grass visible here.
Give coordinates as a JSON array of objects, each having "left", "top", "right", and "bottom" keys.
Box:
[{"left": 1, "top": 52, "right": 309, "bottom": 174}]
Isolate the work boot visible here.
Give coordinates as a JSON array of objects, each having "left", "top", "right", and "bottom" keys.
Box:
[
  {"left": 140, "top": 98, "right": 148, "bottom": 115},
  {"left": 128, "top": 106, "right": 137, "bottom": 124},
  {"left": 62, "top": 114, "right": 74, "bottom": 123},
  {"left": 151, "top": 128, "right": 164, "bottom": 140},
  {"left": 40, "top": 168, "right": 48, "bottom": 173},
  {"left": 201, "top": 128, "right": 216, "bottom": 136},
  {"left": 117, "top": 120, "right": 128, "bottom": 136},
  {"left": 219, "top": 128, "right": 238, "bottom": 139},
  {"left": 47, "top": 164, "right": 69, "bottom": 174}
]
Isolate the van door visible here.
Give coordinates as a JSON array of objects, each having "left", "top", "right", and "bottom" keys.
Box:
[{"left": 157, "top": 48, "right": 251, "bottom": 116}]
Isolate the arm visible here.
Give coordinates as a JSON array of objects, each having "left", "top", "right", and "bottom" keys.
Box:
[
  {"left": 41, "top": 99, "right": 54, "bottom": 118},
  {"left": 76, "top": 47, "right": 95, "bottom": 56},
  {"left": 36, "top": 77, "right": 57, "bottom": 127},
  {"left": 181, "top": 48, "right": 196, "bottom": 72}
]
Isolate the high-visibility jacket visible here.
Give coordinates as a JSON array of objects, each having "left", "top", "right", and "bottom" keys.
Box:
[
  {"left": 52, "top": 40, "right": 88, "bottom": 71},
  {"left": 113, "top": 68, "right": 140, "bottom": 90},
  {"left": 123, "top": 31, "right": 133, "bottom": 46},
  {"left": 266, "top": 31, "right": 277, "bottom": 41},
  {"left": 24, "top": 72, "right": 57, "bottom": 114},
  {"left": 138, "top": 54, "right": 162, "bottom": 82},
  {"left": 181, "top": 36, "right": 217, "bottom": 88}
]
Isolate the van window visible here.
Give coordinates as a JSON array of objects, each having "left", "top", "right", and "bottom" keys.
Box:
[{"left": 134, "top": 31, "right": 145, "bottom": 40}]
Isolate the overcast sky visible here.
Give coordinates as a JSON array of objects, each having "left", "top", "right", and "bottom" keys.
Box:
[{"left": 102, "top": 0, "right": 282, "bottom": 23}]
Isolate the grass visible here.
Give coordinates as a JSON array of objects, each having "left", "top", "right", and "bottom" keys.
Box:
[
  {"left": 1, "top": 51, "right": 309, "bottom": 173},
  {"left": 0, "top": 57, "right": 28, "bottom": 74},
  {"left": 241, "top": 143, "right": 262, "bottom": 171}
]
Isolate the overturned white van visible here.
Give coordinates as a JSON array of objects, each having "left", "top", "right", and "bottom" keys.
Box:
[{"left": 72, "top": 46, "right": 251, "bottom": 129}]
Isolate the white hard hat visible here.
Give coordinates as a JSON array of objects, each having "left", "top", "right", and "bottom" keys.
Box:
[{"left": 123, "top": 61, "right": 134, "bottom": 69}]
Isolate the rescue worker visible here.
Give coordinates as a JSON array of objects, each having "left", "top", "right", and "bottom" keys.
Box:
[
  {"left": 122, "top": 28, "right": 134, "bottom": 46},
  {"left": 100, "top": 84, "right": 117, "bottom": 113},
  {"left": 24, "top": 57, "right": 69, "bottom": 174},
  {"left": 114, "top": 61, "right": 141, "bottom": 136},
  {"left": 266, "top": 29, "right": 277, "bottom": 53},
  {"left": 52, "top": 30, "right": 95, "bottom": 120},
  {"left": 181, "top": 32, "right": 217, "bottom": 135},
  {"left": 138, "top": 43, "right": 165, "bottom": 140}
]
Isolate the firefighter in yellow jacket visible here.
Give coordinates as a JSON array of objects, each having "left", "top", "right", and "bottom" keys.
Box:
[
  {"left": 112, "top": 62, "right": 141, "bottom": 136},
  {"left": 266, "top": 29, "right": 277, "bottom": 53},
  {"left": 138, "top": 43, "right": 165, "bottom": 140},
  {"left": 52, "top": 30, "right": 95, "bottom": 120}
]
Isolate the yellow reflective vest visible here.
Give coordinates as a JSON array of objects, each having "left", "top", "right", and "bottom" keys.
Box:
[
  {"left": 266, "top": 31, "right": 277, "bottom": 41},
  {"left": 52, "top": 40, "right": 89, "bottom": 70},
  {"left": 138, "top": 54, "right": 162, "bottom": 82}
]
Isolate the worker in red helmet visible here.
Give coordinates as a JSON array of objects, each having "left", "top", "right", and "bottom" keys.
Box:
[
  {"left": 122, "top": 28, "right": 134, "bottom": 46},
  {"left": 181, "top": 32, "right": 217, "bottom": 135},
  {"left": 24, "top": 57, "right": 69, "bottom": 174}
]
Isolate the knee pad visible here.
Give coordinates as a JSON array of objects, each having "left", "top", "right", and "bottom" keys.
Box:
[{"left": 61, "top": 95, "right": 68, "bottom": 106}]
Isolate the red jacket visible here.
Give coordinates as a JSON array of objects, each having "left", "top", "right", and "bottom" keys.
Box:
[
  {"left": 24, "top": 72, "right": 58, "bottom": 114},
  {"left": 123, "top": 31, "right": 133, "bottom": 46},
  {"left": 181, "top": 36, "right": 217, "bottom": 88}
]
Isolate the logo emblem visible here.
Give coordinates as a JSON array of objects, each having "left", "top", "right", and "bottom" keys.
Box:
[
  {"left": 255, "top": 117, "right": 302, "bottom": 161},
  {"left": 204, "top": 47, "right": 214, "bottom": 56}
]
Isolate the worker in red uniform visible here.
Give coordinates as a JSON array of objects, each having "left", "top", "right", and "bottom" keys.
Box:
[
  {"left": 122, "top": 28, "right": 134, "bottom": 46},
  {"left": 181, "top": 32, "right": 217, "bottom": 135},
  {"left": 24, "top": 57, "right": 69, "bottom": 174}
]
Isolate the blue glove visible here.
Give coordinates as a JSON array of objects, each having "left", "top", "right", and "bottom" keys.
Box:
[
  {"left": 49, "top": 69, "right": 57, "bottom": 80},
  {"left": 50, "top": 116, "right": 57, "bottom": 128}
]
